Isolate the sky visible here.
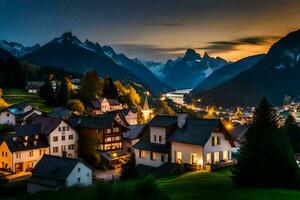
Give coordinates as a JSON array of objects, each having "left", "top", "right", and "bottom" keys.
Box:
[{"left": 0, "top": 0, "right": 299, "bottom": 62}]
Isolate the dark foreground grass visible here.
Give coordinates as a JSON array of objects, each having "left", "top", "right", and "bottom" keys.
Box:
[
  {"left": 158, "top": 168, "right": 300, "bottom": 200},
  {"left": 2, "top": 176, "right": 169, "bottom": 200}
]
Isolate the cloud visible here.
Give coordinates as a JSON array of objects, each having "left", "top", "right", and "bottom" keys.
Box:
[{"left": 201, "top": 35, "right": 280, "bottom": 53}]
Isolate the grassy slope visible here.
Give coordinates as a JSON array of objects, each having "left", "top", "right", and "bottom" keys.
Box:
[
  {"left": 158, "top": 168, "right": 300, "bottom": 200},
  {"left": 3, "top": 88, "right": 54, "bottom": 112}
]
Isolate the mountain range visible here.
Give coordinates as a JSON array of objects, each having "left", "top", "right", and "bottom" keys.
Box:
[
  {"left": 191, "top": 29, "right": 300, "bottom": 106},
  {"left": 193, "top": 54, "right": 265, "bottom": 92},
  {"left": 155, "top": 49, "right": 229, "bottom": 89},
  {"left": 19, "top": 32, "right": 173, "bottom": 94}
]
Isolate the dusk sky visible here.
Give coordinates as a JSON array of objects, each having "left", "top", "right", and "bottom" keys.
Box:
[{"left": 0, "top": 0, "right": 299, "bottom": 62}]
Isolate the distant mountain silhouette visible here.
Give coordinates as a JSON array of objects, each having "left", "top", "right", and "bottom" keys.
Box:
[
  {"left": 193, "top": 54, "right": 265, "bottom": 92},
  {"left": 20, "top": 32, "right": 171, "bottom": 94},
  {"left": 162, "top": 49, "right": 228, "bottom": 89},
  {"left": 192, "top": 29, "right": 300, "bottom": 106}
]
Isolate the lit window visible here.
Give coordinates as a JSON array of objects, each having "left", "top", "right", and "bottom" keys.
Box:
[
  {"left": 223, "top": 151, "right": 228, "bottom": 161},
  {"left": 212, "top": 136, "right": 221, "bottom": 146},
  {"left": 175, "top": 151, "right": 182, "bottom": 163},
  {"left": 214, "top": 152, "right": 220, "bottom": 163},
  {"left": 206, "top": 153, "right": 211, "bottom": 164},
  {"left": 113, "top": 127, "right": 120, "bottom": 132},
  {"left": 139, "top": 150, "right": 146, "bottom": 158},
  {"left": 150, "top": 152, "right": 156, "bottom": 160},
  {"left": 106, "top": 129, "right": 111, "bottom": 134}
]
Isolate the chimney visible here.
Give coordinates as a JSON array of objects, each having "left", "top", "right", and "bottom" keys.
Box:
[{"left": 177, "top": 112, "right": 187, "bottom": 128}]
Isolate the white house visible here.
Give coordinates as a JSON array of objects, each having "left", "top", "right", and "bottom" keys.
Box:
[
  {"left": 0, "top": 102, "right": 42, "bottom": 125},
  {"left": 133, "top": 113, "right": 235, "bottom": 170},
  {"left": 32, "top": 116, "right": 79, "bottom": 158},
  {"left": 120, "top": 109, "right": 138, "bottom": 125},
  {"left": 27, "top": 155, "right": 92, "bottom": 193}
]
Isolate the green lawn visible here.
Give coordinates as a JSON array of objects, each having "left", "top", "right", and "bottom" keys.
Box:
[
  {"left": 158, "top": 168, "right": 300, "bottom": 200},
  {"left": 2, "top": 88, "right": 54, "bottom": 112}
]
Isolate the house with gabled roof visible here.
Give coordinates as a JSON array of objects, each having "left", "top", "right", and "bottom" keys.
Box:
[
  {"left": 0, "top": 124, "right": 49, "bottom": 173},
  {"left": 0, "top": 102, "right": 42, "bottom": 125},
  {"left": 68, "top": 115, "right": 129, "bottom": 168},
  {"left": 133, "top": 113, "right": 235, "bottom": 170},
  {"left": 87, "top": 98, "right": 126, "bottom": 115},
  {"left": 32, "top": 116, "right": 79, "bottom": 158},
  {"left": 27, "top": 154, "right": 92, "bottom": 193}
]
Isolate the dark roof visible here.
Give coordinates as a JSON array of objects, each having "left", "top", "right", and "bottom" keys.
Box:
[
  {"left": 3, "top": 125, "right": 48, "bottom": 152},
  {"left": 50, "top": 107, "right": 72, "bottom": 119},
  {"left": 230, "top": 125, "right": 248, "bottom": 144},
  {"left": 68, "top": 115, "right": 125, "bottom": 129},
  {"left": 133, "top": 127, "right": 170, "bottom": 153},
  {"left": 32, "top": 116, "right": 73, "bottom": 135},
  {"left": 148, "top": 115, "right": 177, "bottom": 127},
  {"left": 0, "top": 102, "right": 32, "bottom": 116},
  {"left": 168, "top": 118, "right": 221, "bottom": 146},
  {"left": 119, "top": 108, "right": 138, "bottom": 115},
  {"left": 122, "top": 125, "right": 145, "bottom": 140},
  {"left": 31, "top": 155, "right": 88, "bottom": 183},
  {"left": 13, "top": 124, "right": 41, "bottom": 136}
]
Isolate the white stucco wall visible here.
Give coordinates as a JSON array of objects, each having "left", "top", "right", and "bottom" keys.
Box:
[
  {"left": 0, "top": 111, "right": 16, "bottom": 124},
  {"left": 134, "top": 148, "right": 168, "bottom": 167},
  {"left": 171, "top": 142, "right": 203, "bottom": 165},
  {"left": 149, "top": 127, "right": 166, "bottom": 144},
  {"left": 48, "top": 121, "right": 78, "bottom": 158},
  {"left": 66, "top": 162, "right": 92, "bottom": 187},
  {"left": 203, "top": 132, "right": 232, "bottom": 164}
]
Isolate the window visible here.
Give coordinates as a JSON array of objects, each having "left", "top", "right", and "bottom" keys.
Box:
[
  {"left": 62, "top": 136, "right": 65, "bottom": 141},
  {"left": 223, "top": 151, "right": 229, "bottom": 161},
  {"left": 212, "top": 136, "right": 221, "bottom": 146},
  {"left": 53, "top": 136, "right": 58, "bottom": 142},
  {"left": 1, "top": 152, "right": 4, "bottom": 156},
  {"left": 175, "top": 151, "right": 182, "bottom": 163},
  {"left": 106, "top": 129, "right": 111, "bottom": 134},
  {"left": 214, "top": 152, "right": 220, "bottom": 163},
  {"left": 58, "top": 127, "right": 61, "bottom": 132},
  {"left": 87, "top": 173, "right": 90, "bottom": 177},
  {"left": 206, "top": 153, "right": 211, "bottom": 164},
  {"left": 6, "top": 113, "right": 9, "bottom": 117},
  {"left": 67, "top": 126, "right": 70, "bottom": 131},
  {"left": 68, "top": 145, "right": 74, "bottom": 150},
  {"left": 16, "top": 152, "right": 21, "bottom": 158},
  {"left": 153, "top": 135, "right": 157, "bottom": 142},
  {"left": 113, "top": 127, "right": 120, "bottom": 133},
  {"left": 191, "top": 154, "right": 197, "bottom": 164},
  {"left": 61, "top": 145, "right": 66, "bottom": 151},
  {"left": 161, "top": 154, "right": 165, "bottom": 162},
  {"left": 150, "top": 152, "right": 156, "bottom": 161},
  {"left": 63, "top": 127, "right": 66, "bottom": 131},
  {"left": 77, "top": 177, "right": 81, "bottom": 183},
  {"left": 53, "top": 147, "right": 59, "bottom": 153},
  {"left": 105, "top": 137, "right": 112, "bottom": 142},
  {"left": 69, "top": 135, "right": 74, "bottom": 140},
  {"left": 78, "top": 167, "right": 81, "bottom": 172},
  {"left": 29, "top": 151, "right": 33, "bottom": 157},
  {"left": 159, "top": 136, "right": 162, "bottom": 142},
  {"left": 39, "top": 150, "right": 43, "bottom": 156},
  {"left": 139, "top": 150, "right": 146, "bottom": 158}
]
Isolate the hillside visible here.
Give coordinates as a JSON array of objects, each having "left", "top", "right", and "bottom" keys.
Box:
[{"left": 191, "top": 29, "right": 300, "bottom": 107}]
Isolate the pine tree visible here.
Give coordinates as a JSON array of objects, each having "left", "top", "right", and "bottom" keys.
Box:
[
  {"left": 79, "top": 71, "right": 103, "bottom": 103},
  {"left": 232, "top": 98, "right": 300, "bottom": 187},
  {"left": 103, "top": 75, "right": 118, "bottom": 99},
  {"left": 39, "top": 74, "right": 56, "bottom": 105},
  {"left": 283, "top": 114, "right": 300, "bottom": 153},
  {"left": 57, "top": 77, "right": 70, "bottom": 106}
]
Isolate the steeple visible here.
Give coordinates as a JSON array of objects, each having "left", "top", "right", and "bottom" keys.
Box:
[{"left": 143, "top": 95, "right": 149, "bottom": 110}]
